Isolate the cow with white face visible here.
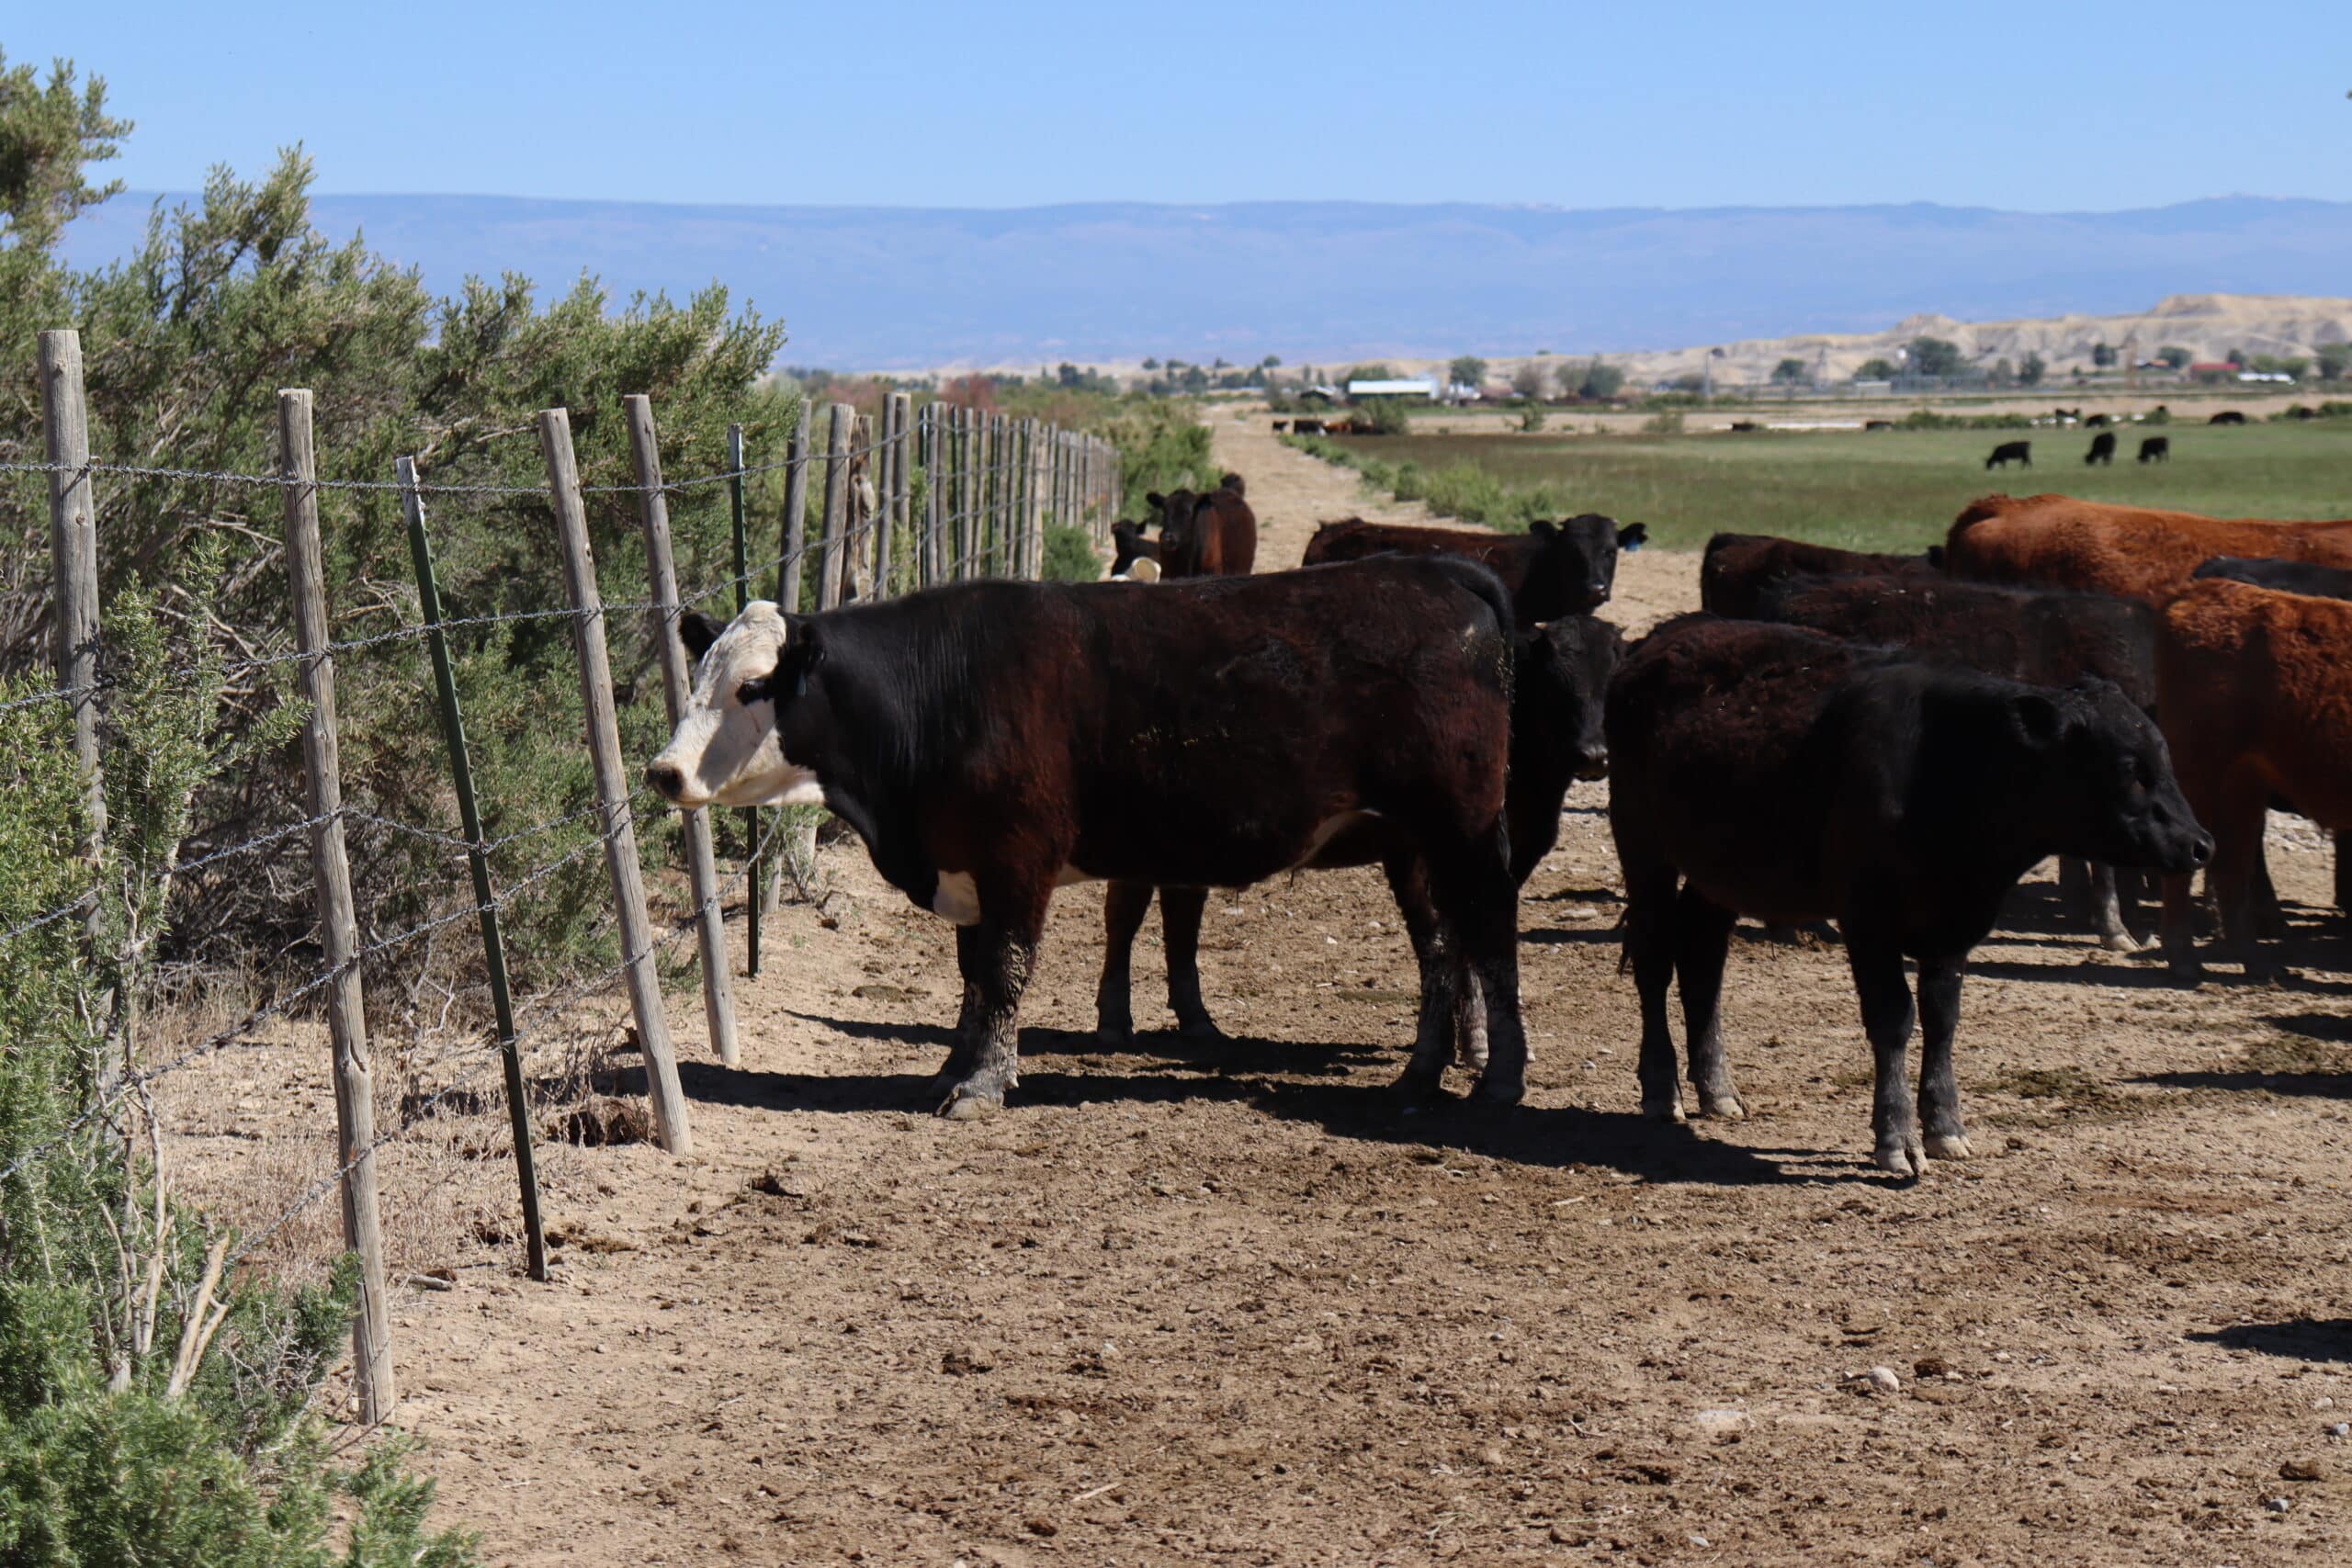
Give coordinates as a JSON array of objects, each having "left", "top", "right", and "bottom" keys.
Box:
[{"left": 646, "top": 558, "right": 1532, "bottom": 1121}]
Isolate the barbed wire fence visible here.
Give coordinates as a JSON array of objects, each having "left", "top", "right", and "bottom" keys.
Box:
[{"left": 2, "top": 329, "right": 1122, "bottom": 1425}]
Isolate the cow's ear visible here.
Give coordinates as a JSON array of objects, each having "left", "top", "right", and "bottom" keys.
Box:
[
  {"left": 740, "top": 617, "right": 820, "bottom": 707},
  {"left": 1145, "top": 491, "right": 1167, "bottom": 511},
  {"left": 1618, "top": 522, "right": 1648, "bottom": 552},
  {"left": 2010, "top": 691, "right": 2074, "bottom": 750},
  {"left": 1530, "top": 518, "right": 1558, "bottom": 540},
  {"left": 679, "top": 609, "right": 727, "bottom": 662},
  {"left": 1924, "top": 546, "right": 1946, "bottom": 571}
]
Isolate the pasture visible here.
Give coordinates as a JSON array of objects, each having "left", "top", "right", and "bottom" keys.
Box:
[{"left": 1329, "top": 420, "right": 2352, "bottom": 552}]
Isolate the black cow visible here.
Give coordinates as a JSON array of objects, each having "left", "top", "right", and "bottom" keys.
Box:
[
  {"left": 2085, "top": 413, "right": 2111, "bottom": 428},
  {"left": 1606, "top": 615, "right": 2209, "bottom": 1175},
  {"left": 2138, "top": 436, "right": 2170, "bottom": 463},
  {"left": 1272, "top": 420, "right": 1290, "bottom": 433},
  {"left": 1302, "top": 514, "right": 1646, "bottom": 622},
  {"left": 1108, "top": 520, "right": 1159, "bottom": 577},
  {"left": 1293, "top": 418, "right": 1327, "bottom": 435},
  {"left": 1698, "top": 533, "right": 1939, "bottom": 621},
  {"left": 2191, "top": 555, "right": 2352, "bottom": 601},
  {"left": 1097, "top": 615, "right": 1624, "bottom": 1062},
  {"left": 1863, "top": 419, "right": 1895, "bottom": 431},
  {"left": 1747, "top": 571, "right": 2162, "bottom": 950},
  {"left": 2085, "top": 432, "right": 2118, "bottom": 465},
  {"left": 650, "top": 558, "right": 1532, "bottom": 1116},
  {"left": 2209, "top": 411, "right": 2246, "bottom": 426},
  {"left": 1984, "top": 441, "right": 2031, "bottom": 469}
]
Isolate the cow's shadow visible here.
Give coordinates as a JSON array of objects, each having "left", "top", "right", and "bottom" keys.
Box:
[
  {"left": 684, "top": 1010, "right": 1867, "bottom": 1188},
  {"left": 2187, "top": 1318, "right": 2352, "bottom": 1364}
]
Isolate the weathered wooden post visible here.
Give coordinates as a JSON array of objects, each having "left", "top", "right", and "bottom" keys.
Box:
[
  {"left": 956, "top": 405, "right": 979, "bottom": 580},
  {"left": 727, "top": 423, "right": 763, "bottom": 977},
  {"left": 38, "top": 330, "right": 104, "bottom": 888},
  {"left": 625, "top": 395, "right": 741, "bottom": 1068},
  {"left": 775, "top": 407, "right": 809, "bottom": 611},
  {"left": 886, "top": 391, "right": 913, "bottom": 596},
  {"left": 817, "top": 402, "right": 854, "bottom": 610},
  {"left": 398, "top": 456, "right": 548, "bottom": 1282},
  {"left": 537, "top": 407, "right": 693, "bottom": 1155},
  {"left": 918, "top": 404, "right": 940, "bottom": 586},
  {"left": 278, "top": 389, "right": 396, "bottom": 1420},
  {"left": 872, "top": 394, "right": 899, "bottom": 597}
]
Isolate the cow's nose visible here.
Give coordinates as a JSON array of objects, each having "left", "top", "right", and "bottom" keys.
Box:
[
  {"left": 1588, "top": 581, "right": 1609, "bottom": 602},
  {"left": 2188, "top": 829, "right": 2214, "bottom": 867},
  {"left": 647, "top": 761, "right": 684, "bottom": 801},
  {"left": 1575, "top": 744, "right": 1609, "bottom": 781}
]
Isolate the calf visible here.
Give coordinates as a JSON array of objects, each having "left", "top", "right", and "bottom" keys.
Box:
[
  {"left": 1608, "top": 616, "right": 2208, "bottom": 1175},
  {"left": 1698, "top": 533, "right": 1938, "bottom": 620},
  {"left": 1748, "top": 571, "right": 2161, "bottom": 950},
  {"left": 2190, "top": 555, "right": 2352, "bottom": 600},
  {"left": 2085, "top": 432, "right": 2118, "bottom": 465},
  {"left": 1303, "top": 514, "right": 1646, "bottom": 621},
  {"left": 650, "top": 558, "right": 1531, "bottom": 1116},
  {"left": 1984, "top": 440, "right": 2031, "bottom": 469},
  {"left": 1096, "top": 615, "right": 1625, "bottom": 1061},
  {"left": 2156, "top": 580, "right": 2352, "bottom": 980},
  {"left": 1147, "top": 475, "right": 1257, "bottom": 577},
  {"left": 1108, "top": 519, "right": 1159, "bottom": 578},
  {"left": 2138, "top": 436, "right": 2170, "bottom": 464}
]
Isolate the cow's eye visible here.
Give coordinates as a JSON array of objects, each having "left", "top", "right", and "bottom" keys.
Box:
[{"left": 735, "top": 680, "right": 765, "bottom": 706}]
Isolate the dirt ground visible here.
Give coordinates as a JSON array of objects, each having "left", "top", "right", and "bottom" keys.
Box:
[{"left": 359, "top": 417, "right": 2352, "bottom": 1567}]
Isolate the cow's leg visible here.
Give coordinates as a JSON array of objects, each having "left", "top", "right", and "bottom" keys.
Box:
[
  {"left": 2250, "top": 835, "right": 2286, "bottom": 942},
  {"left": 2056, "top": 855, "right": 2090, "bottom": 925},
  {"left": 1092, "top": 880, "right": 1152, "bottom": 1045},
  {"left": 1384, "top": 854, "right": 1484, "bottom": 1071},
  {"left": 2211, "top": 766, "right": 2278, "bottom": 980},
  {"left": 1387, "top": 900, "right": 1462, "bottom": 1105},
  {"left": 936, "top": 923, "right": 988, "bottom": 1080},
  {"left": 1623, "top": 862, "right": 1683, "bottom": 1122},
  {"left": 2089, "top": 863, "right": 2142, "bottom": 952},
  {"left": 1847, "top": 934, "right": 1925, "bottom": 1178},
  {"left": 1915, "top": 954, "right": 1971, "bottom": 1160},
  {"left": 1443, "top": 834, "right": 1530, "bottom": 1108},
  {"left": 1673, "top": 885, "right": 1744, "bottom": 1119},
  {"left": 937, "top": 880, "right": 1049, "bottom": 1121},
  {"left": 2159, "top": 870, "right": 2201, "bottom": 982},
  {"left": 1158, "top": 886, "right": 1222, "bottom": 1040},
  {"left": 2336, "top": 830, "right": 2351, "bottom": 915}
]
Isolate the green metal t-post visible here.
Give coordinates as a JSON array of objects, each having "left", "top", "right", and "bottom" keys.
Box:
[
  {"left": 729, "top": 423, "right": 762, "bottom": 978},
  {"left": 398, "top": 457, "right": 547, "bottom": 1281}
]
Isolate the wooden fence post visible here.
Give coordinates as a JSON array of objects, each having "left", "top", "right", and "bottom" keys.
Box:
[
  {"left": 277, "top": 389, "right": 396, "bottom": 1421},
  {"left": 918, "top": 405, "right": 940, "bottom": 586},
  {"left": 727, "top": 423, "right": 763, "bottom": 978},
  {"left": 397, "top": 457, "right": 548, "bottom": 1282},
  {"left": 625, "top": 395, "right": 741, "bottom": 1069},
  {"left": 37, "top": 330, "right": 104, "bottom": 887},
  {"left": 1025, "top": 420, "right": 1045, "bottom": 577},
  {"left": 817, "top": 402, "right": 854, "bottom": 610},
  {"left": 775, "top": 408, "right": 810, "bottom": 611},
  {"left": 887, "top": 391, "right": 913, "bottom": 597},
  {"left": 537, "top": 407, "right": 693, "bottom": 1156},
  {"left": 956, "top": 406, "right": 978, "bottom": 580},
  {"left": 873, "top": 394, "right": 899, "bottom": 597}
]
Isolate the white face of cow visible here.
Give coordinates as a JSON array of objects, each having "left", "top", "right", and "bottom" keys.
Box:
[{"left": 646, "top": 603, "right": 824, "bottom": 810}]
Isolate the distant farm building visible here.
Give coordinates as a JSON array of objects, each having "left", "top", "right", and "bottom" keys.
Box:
[{"left": 1347, "top": 378, "right": 1439, "bottom": 402}]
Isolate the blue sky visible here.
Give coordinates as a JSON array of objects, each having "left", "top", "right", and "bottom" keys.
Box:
[{"left": 13, "top": 1, "right": 2350, "bottom": 210}]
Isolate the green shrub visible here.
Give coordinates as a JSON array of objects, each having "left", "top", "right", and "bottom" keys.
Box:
[
  {"left": 1641, "top": 411, "right": 1686, "bottom": 435},
  {"left": 1517, "top": 405, "right": 1545, "bottom": 433},
  {"left": 1041, "top": 525, "right": 1102, "bottom": 581}
]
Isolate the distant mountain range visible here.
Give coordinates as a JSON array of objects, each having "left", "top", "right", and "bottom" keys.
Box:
[{"left": 54, "top": 193, "right": 2352, "bottom": 369}]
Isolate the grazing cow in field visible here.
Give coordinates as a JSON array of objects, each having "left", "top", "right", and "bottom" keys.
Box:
[
  {"left": 1728, "top": 421, "right": 1761, "bottom": 433},
  {"left": 1302, "top": 514, "right": 1647, "bottom": 622},
  {"left": 1697, "top": 533, "right": 1939, "bottom": 621},
  {"left": 1942, "top": 493, "right": 2352, "bottom": 605},
  {"left": 2155, "top": 581, "right": 2352, "bottom": 979},
  {"left": 2285, "top": 405, "right": 2318, "bottom": 422},
  {"left": 1607, "top": 615, "right": 2209, "bottom": 1175},
  {"left": 2085, "top": 432, "right": 2118, "bottom": 465},
  {"left": 1292, "top": 418, "right": 1327, "bottom": 435},
  {"left": 2138, "top": 436, "right": 2170, "bottom": 464},
  {"left": 1108, "top": 520, "right": 1159, "bottom": 578},
  {"left": 2209, "top": 411, "right": 2246, "bottom": 426},
  {"left": 1748, "top": 571, "right": 2162, "bottom": 950},
  {"left": 2190, "top": 555, "right": 2352, "bottom": 600},
  {"left": 1863, "top": 419, "right": 1895, "bottom": 431},
  {"left": 2085, "top": 413, "right": 2111, "bottom": 428},
  {"left": 1147, "top": 475, "right": 1257, "bottom": 578},
  {"left": 650, "top": 558, "right": 1533, "bottom": 1115},
  {"left": 1984, "top": 441, "right": 2032, "bottom": 469},
  {"left": 1096, "top": 615, "right": 1624, "bottom": 1064}
]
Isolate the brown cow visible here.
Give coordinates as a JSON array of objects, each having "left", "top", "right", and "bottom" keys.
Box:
[
  {"left": 1304, "top": 514, "right": 1645, "bottom": 622},
  {"left": 1943, "top": 494, "right": 2352, "bottom": 606},
  {"left": 1147, "top": 475, "right": 1257, "bottom": 578},
  {"left": 1698, "top": 533, "right": 1939, "bottom": 620},
  {"left": 2155, "top": 580, "right": 2352, "bottom": 980}
]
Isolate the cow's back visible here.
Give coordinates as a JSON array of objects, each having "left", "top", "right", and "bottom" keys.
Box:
[
  {"left": 1946, "top": 493, "right": 2352, "bottom": 605},
  {"left": 2157, "top": 581, "right": 2352, "bottom": 826},
  {"left": 1302, "top": 519, "right": 1529, "bottom": 598},
  {"left": 1699, "top": 533, "right": 1930, "bottom": 618}
]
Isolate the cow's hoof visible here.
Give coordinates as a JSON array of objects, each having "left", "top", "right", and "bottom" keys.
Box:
[
  {"left": 1695, "top": 1088, "right": 1747, "bottom": 1121},
  {"left": 1470, "top": 1072, "right": 1524, "bottom": 1108},
  {"left": 2165, "top": 956, "right": 2203, "bottom": 988},
  {"left": 1641, "top": 1090, "right": 1686, "bottom": 1123},
  {"left": 1387, "top": 1067, "right": 1447, "bottom": 1107},
  {"left": 2098, "top": 929, "right": 2145, "bottom": 954},
  {"left": 937, "top": 1090, "right": 1001, "bottom": 1121},
  {"left": 1873, "top": 1139, "right": 1927, "bottom": 1179},
  {"left": 1176, "top": 1017, "right": 1227, "bottom": 1043},
  {"left": 1925, "top": 1132, "right": 1974, "bottom": 1161},
  {"left": 1093, "top": 1021, "right": 1134, "bottom": 1048}
]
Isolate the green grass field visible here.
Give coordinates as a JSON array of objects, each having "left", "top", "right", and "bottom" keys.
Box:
[{"left": 1326, "top": 422, "right": 2352, "bottom": 552}]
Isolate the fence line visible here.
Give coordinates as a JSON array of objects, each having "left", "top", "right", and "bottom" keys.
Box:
[{"left": 6, "top": 331, "right": 1125, "bottom": 1423}]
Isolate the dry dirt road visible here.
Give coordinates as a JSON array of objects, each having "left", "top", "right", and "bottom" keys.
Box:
[{"left": 381, "top": 413, "right": 2352, "bottom": 1568}]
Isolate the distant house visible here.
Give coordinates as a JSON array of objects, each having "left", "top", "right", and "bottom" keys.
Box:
[{"left": 1346, "top": 378, "right": 1439, "bottom": 402}]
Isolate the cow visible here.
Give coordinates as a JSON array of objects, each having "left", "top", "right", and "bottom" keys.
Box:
[
  {"left": 1697, "top": 533, "right": 1939, "bottom": 621},
  {"left": 1096, "top": 614, "right": 1624, "bottom": 1061},
  {"left": 2190, "top": 555, "right": 2352, "bottom": 600},
  {"left": 2209, "top": 411, "right": 2246, "bottom": 426},
  {"left": 1943, "top": 494, "right": 2352, "bottom": 606},
  {"left": 1728, "top": 421, "right": 1762, "bottom": 433},
  {"left": 1747, "top": 571, "right": 2162, "bottom": 950},
  {"left": 1108, "top": 520, "right": 1159, "bottom": 578},
  {"left": 1863, "top": 419, "right": 1895, "bottom": 432},
  {"left": 647, "top": 558, "right": 1532, "bottom": 1116},
  {"left": 1984, "top": 441, "right": 2032, "bottom": 469},
  {"left": 1606, "top": 615, "right": 2209, "bottom": 1175},
  {"left": 1292, "top": 418, "right": 1327, "bottom": 435},
  {"left": 2085, "top": 432, "right": 2118, "bottom": 466},
  {"left": 2085, "top": 413, "right": 2111, "bottom": 429},
  {"left": 1302, "top": 514, "right": 1646, "bottom": 622},
  {"left": 2155, "top": 581, "right": 2352, "bottom": 980},
  {"left": 1146, "top": 475, "right": 1257, "bottom": 578},
  {"left": 2138, "top": 436, "right": 2170, "bottom": 464},
  {"left": 1272, "top": 420, "right": 1290, "bottom": 433},
  {"left": 2285, "top": 405, "right": 2319, "bottom": 422}
]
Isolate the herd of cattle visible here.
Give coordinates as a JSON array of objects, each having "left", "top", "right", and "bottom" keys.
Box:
[{"left": 647, "top": 475, "right": 2348, "bottom": 1177}]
